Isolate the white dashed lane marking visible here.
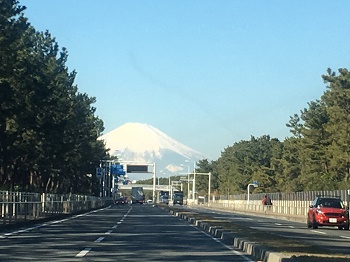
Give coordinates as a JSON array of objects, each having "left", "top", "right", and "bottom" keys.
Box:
[
  {"left": 94, "top": 237, "right": 104, "bottom": 243},
  {"left": 75, "top": 248, "right": 91, "bottom": 257},
  {"left": 311, "top": 230, "right": 326, "bottom": 235},
  {"left": 75, "top": 207, "right": 132, "bottom": 258},
  {"left": 105, "top": 230, "right": 113, "bottom": 235}
]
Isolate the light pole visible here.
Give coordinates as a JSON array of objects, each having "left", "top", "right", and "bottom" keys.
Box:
[
  {"left": 185, "top": 160, "right": 196, "bottom": 201},
  {"left": 192, "top": 162, "right": 196, "bottom": 201},
  {"left": 181, "top": 164, "right": 191, "bottom": 201},
  {"left": 247, "top": 181, "right": 258, "bottom": 203},
  {"left": 193, "top": 172, "right": 211, "bottom": 206},
  {"left": 152, "top": 163, "right": 156, "bottom": 203},
  {"left": 160, "top": 171, "right": 170, "bottom": 192},
  {"left": 168, "top": 175, "right": 172, "bottom": 200},
  {"left": 100, "top": 159, "right": 115, "bottom": 197}
]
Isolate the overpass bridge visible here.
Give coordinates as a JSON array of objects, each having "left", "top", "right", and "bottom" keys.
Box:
[{"left": 118, "top": 184, "right": 174, "bottom": 191}]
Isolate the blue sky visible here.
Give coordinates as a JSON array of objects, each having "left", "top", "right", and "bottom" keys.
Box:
[{"left": 20, "top": 1, "right": 350, "bottom": 160}]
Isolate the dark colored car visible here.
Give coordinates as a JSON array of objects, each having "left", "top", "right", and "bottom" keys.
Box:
[
  {"left": 160, "top": 195, "right": 169, "bottom": 205},
  {"left": 307, "top": 196, "right": 349, "bottom": 230},
  {"left": 115, "top": 197, "right": 126, "bottom": 205},
  {"left": 173, "top": 192, "right": 183, "bottom": 205}
]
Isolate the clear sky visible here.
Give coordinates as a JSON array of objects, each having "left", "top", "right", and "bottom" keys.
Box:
[{"left": 20, "top": 0, "right": 350, "bottom": 160}]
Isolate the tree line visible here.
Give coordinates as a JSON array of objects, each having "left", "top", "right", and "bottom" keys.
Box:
[
  {"left": 193, "top": 68, "right": 350, "bottom": 197},
  {"left": 0, "top": 1, "right": 108, "bottom": 194}
]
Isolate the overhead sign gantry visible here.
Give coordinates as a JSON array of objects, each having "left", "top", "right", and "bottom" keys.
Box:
[{"left": 120, "top": 161, "right": 157, "bottom": 202}]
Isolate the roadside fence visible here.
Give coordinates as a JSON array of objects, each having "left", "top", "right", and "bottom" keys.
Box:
[
  {"left": 192, "top": 189, "right": 350, "bottom": 222},
  {"left": 0, "top": 191, "right": 113, "bottom": 226}
]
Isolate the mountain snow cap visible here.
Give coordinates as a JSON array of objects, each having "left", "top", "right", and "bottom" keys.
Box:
[{"left": 99, "top": 122, "right": 205, "bottom": 160}]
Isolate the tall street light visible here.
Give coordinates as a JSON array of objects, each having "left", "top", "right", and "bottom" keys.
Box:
[
  {"left": 186, "top": 160, "right": 196, "bottom": 201},
  {"left": 160, "top": 171, "right": 170, "bottom": 191},
  {"left": 181, "top": 164, "right": 191, "bottom": 201},
  {"left": 194, "top": 172, "right": 211, "bottom": 206}
]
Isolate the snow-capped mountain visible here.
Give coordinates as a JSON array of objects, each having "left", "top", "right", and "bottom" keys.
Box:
[{"left": 98, "top": 123, "right": 206, "bottom": 180}]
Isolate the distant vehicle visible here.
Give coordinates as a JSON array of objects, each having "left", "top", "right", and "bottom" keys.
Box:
[
  {"left": 160, "top": 195, "right": 169, "bottom": 205},
  {"left": 116, "top": 196, "right": 126, "bottom": 205},
  {"left": 159, "top": 190, "right": 169, "bottom": 197},
  {"left": 147, "top": 199, "right": 153, "bottom": 204},
  {"left": 173, "top": 191, "right": 184, "bottom": 205},
  {"left": 131, "top": 187, "right": 145, "bottom": 204},
  {"left": 307, "top": 196, "right": 349, "bottom": 230},
  {"left": 159, "top": 190, "right": 169, "bottom": 205}
]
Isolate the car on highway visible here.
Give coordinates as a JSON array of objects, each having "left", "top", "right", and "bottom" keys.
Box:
[
  {"left": 160, "top": 195, "right": 169, "bottom": 205},
  {"left": 173, "top": 191, "right": 184, "bottom": 205},
  {"left": 115, "top": 196, "right": 126, "bottom": 205},
  {"left": 307, "top": 196, "right": 349, "bottom": 230}
]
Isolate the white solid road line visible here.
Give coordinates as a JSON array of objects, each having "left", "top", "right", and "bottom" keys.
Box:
[{"left": 191, "top": 225, "right": 254, "bottom": 262}]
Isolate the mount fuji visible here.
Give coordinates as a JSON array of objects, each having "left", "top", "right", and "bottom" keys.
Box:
[{"left": 98, "top": 123, "right": 207, "bottom": 180}]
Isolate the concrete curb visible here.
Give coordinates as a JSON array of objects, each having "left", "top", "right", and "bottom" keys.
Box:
[{"left": 168, "top": 208, "right": 296, "bottom": 262}]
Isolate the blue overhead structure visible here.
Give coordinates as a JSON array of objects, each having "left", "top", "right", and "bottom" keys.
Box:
[{"left": 111, "top": 164, "right": 125, "bottom": 176}]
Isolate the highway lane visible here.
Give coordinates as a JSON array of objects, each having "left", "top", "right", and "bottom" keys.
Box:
[
  {"left": 0, "top": 204, "right": 258, "bottom": 261},
  {"left": 189, "top": 206, "right": 350, "bottom": 255}
]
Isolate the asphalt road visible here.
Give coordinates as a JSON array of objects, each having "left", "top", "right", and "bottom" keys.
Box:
[
  {"left": 189, "top": 206, "right": 350, "bottom": 255},
  {"left": 0, "top": 204, "right": 258, "bottom": 261}
]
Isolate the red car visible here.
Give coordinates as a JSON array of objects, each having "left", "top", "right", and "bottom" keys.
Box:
[{"left": 307, "top": 196, "right": 349, "bottom": 230}]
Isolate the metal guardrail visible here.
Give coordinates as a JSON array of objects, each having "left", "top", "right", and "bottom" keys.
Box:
[
  {"left": 0, "top": 191, "right": 112, "bottom": 226},
  {"left": 204, "top": 199, "right": 308, "bottom": 222},
  {"left": 218, "top": 189, "right": 350, "bottom": 202},
  {"left": 189, "top": 189, "right": 350, "bottom": 222}
]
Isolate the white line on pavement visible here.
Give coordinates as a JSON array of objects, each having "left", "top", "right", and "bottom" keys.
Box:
[
  {"left": 311, "top": 230, "right": 326, "bottom": 234},
  {"left": 75, "top": 248, "right": 91, "bottom": 257},
  {"left": 94, "top": 237, "right": 104, "bottom": 243},
  {"left": 191, "top": 225, "right": 254, "bottom": 261}
]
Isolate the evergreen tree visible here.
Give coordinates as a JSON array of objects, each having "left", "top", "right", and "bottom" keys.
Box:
[
  {"left": 0, "top": 0, "right": 107, "bottom": 193},
  {"left": 298, "top": 100, "right": 333, "bottom": 190},
  {"left": 322, "top": 68, "right": 350, "bottom": 188}
]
